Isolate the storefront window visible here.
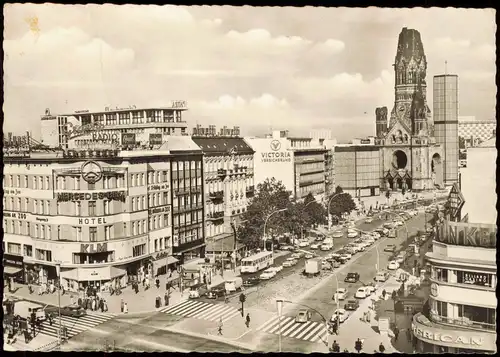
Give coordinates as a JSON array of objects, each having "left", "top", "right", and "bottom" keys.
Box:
[
  {"left": 458, "top": 304, "right": 496, "bottom": 330},
  {"left": 73, "top": 252, "right": 114, "bottom": 264},
  {"left": 433, "top": 267, "right": 448, "bottom": 282},
  {"left": 7, "top": 243, "right": 21, "bottom": 255}
]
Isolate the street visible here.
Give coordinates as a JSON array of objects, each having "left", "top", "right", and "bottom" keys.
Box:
[{"left": 254, "top": 212, "right": 429, "bottom": 352}]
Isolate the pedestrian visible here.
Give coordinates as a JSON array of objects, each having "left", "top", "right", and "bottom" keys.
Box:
[
  {"left": 203, "top": 274, "right": 207, "bottom": 285},
  {"left": 142, "top": 277, "right": 145, "bottom": 287},
  {"left": 124, "top": 302, "right": 128, "bottom": 314},
  {"left": 406, "top": 328, "right": 412, "bottom": 342},
  {"left": 100, "top": 299, "right": 104, "bottom": 313},
  {"left": 8, "top": 278, "right": 12, "bottom": 292},
  {"left": 394, "top": 327, "right": 399, "bottom": 341},
  {"left": 217, "top": 317, "right": 223, "bottom": 335},
  {"left": 245, "top": 313, "right": 250, "bottom": 328},
  {"left": 24, "top": 329, "right": 30, "bottom": 343},
  {"left": 91, "top": 298, "right": 96, "bottom": 311},
  {"left": 48, "top": 313, "right": 53, "bottom": 326},
  {"left": 354, "top": 338, "right": 362, "bottom": 353},
  {"left": 379, "top": 342, "right": 386, "bottom": 353},
  {"left": 164, "top": 292, "right": 169, "bottom": 306},
  {"left": 156, "top": 277, "right": 160, "bottom": 289},
  {"left": 120, "top": 299, "right": 124, "bottom": 313}
]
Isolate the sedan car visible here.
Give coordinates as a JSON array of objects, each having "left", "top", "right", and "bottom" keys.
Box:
[
  {"left": 243, "top": 277, "right": 260, "bottom": 287},
  {"left": 305, "top": 253, "right": 314, "bottom": 259},
  {"left": 383, "top": 222, "right": 395, "bottom": 229},
  {"left": 396, "top": 253, "right": 406, "bottom": 264},
  {"left": 333, "top": 288, "right": 348, "bottom": 301},
  {"left": 384, "top": 244, "right": 396, "bottom": 253},
  {"left": 298, "top": 241, "right": 310, "bottom": 248},
  {"left": 374, "top": 271, "right": 390, "bottom": 282},
  {"left": 283, "top": 258, "right": 298, "bottom": 267},
  {"left": 260, "top": 271, "right": 275, "bottom": 280},
  {"left": 310, "top": 243, "right": 320, "bottom": 250},
  {"left": 291, "top": 253, "right": 302, "bottom": 259},
  {"left": 371, "top": 232, "right": 381, "bottom": 240},
  {"left": 355, "top": 287, "right": 370, "bottom": 299},
  {"left": 295, "top": 309, "right": 312, "bottom": 323},
  {"left": 45, "top": 305, "right": 87, "bottom": 318},
  {"left": 206, "top": 286, "right": 225, "bottom": 299},
  {"left": 344, "top": 272, "right": 360, "bottom": 283},
  {"left": 271, "top": 265, "right": 283, "bottom": 273},
  {"left": 332, "top": 231, "right": 344, "bottom": 238},
  {"left": 387, "top": 260, "right": 400, "bottom": 270},
  {"left": 347, "top": 230, "right": 358, "bottom": 238},
  {"left": 331, "top": 309, "right": 350, "bottom": 323},
  {"left": 344, "top": 300, "right": 360, "bottom": 311},
  {"left": 365, "top": 217, "right": 374, "bottom": 223},
  {"left": 321, "top": 261, "right": 332, "bottom": 270},
  {"left": 394, "top": 220, "right": 404, "bottom": 227}
]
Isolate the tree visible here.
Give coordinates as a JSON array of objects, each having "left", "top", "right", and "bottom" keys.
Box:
[
  {"left": 237, "top": 178, "right": 292, "bottom": 249},
  {"left": 458, "top": 136, "right": 466, "bottom": 149},
  {"left": 303, "top": 193, "right": 327, "bottom": 227},
  {"left": 327, "top": 192, "right": 356, "bottom": 221}
]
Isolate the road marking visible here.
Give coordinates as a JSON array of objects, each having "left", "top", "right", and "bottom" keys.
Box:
[
  {"left": 303, "top": 323, "right": 324, "bottom": 341},
  {"left": 295, "top": 321, "right": 319, "bottom": 339},
  {"left": 289, "top": 321, "right": 315, "bottom": 338},
  {"left": 160, "top": 299, "right": 240, "bottom": 322}
]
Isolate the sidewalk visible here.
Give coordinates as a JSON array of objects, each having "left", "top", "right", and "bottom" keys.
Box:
[{"left": 5, "top": 267, "right": 241, "bottom": 315}]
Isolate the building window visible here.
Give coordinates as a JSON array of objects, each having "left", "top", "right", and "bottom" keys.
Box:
[
  {"left": 132, "top": 222, "right": 137, "bottom": 235},
  {"left": 88, "top": 201, "right": 96, "bottom": 216},
  {"left": 75, "top": 177, "right": 80, "bottom": 190},
  {"left": 154, "top": 239, "right": 158, "bottom": 252},
  {"left": 7, "top": 242, "right": 22, "bottom": 255},
  {"left": 104, "top": 225, "right": 112, "bottom": 241},
  {"left": 132, "top": 243, "right": 146, "bottom": 257},
  {"left": 23, "top": 244, "right": 33, "bottom": 257},
  {"left": 104, "top": 200, "right": 110, "bottom": 215},
  {"left": 35, "top": 249, "right": 52, "bottom": 262},
  {"left": 456, "top": 270, "right": 493, "bottom": 288},
  {"left": 24, "top": 175, "right": 29, "bottom": 188},
  {"left": 119, "top": 112, "right": 130, "bottom": 125},
  {"left": 89, "top": 227, "right": 97, "bottom": 242},
  {"left": 132, "top": 111, "right": 143, "bottom": 124},
  {"left": 75, "top": 201, "right": 82, "bottom": 215},
  {"left": 105, "top": 113, "right": 117, "bottom": 125}
]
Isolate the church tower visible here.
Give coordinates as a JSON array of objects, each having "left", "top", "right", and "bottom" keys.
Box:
[{"left": 389, "top": 27, "right": 431, "bottom": 134}]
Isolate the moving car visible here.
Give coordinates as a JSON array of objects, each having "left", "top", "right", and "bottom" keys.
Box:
[
  {"left": 295, "top": 309, "right": 312, "bottom": 323},
  {"left": 355, "top": 287, "right": 370, "bottom": 299},
  {"left": 298, "top": 241, "right": 310, "bottom": 248},
  {"left": 394, "top": 220, "right": 404, "bottom": 227},
  {"left": 374, "top": 271, "right": 390, "bottom": 282},
  {"left": 45, "top": 305, "right": 87, "bottom": 318},
  {"left": 384, "top": 244, "right": 396, "bottom": 253},
  {"left": 206, "top": 286, "right": 225, "bottom": 299},
  {"left": 344, "top": 272, "right": 360, "bottom": 283},
  {"left": 320, "top": 244, "right": 333, "bottom": 251},
  {"left": 333, "top": 288, "right": 348, "bottom": 301},
  {"left": 332, "top": 231, "right": 344, "bottom": 238},
  {"left": 347, "top": 231, "right": 358, "bottom": 238},
  {"left": 331, "top": 309, "right": 349, "bottom": 323},
  {"left": 310, "top": 243, "right": 320, "bottom": 250},
  {"left": 396, "top": 252, "right": 406, "bottom": 264},
  {"left": 269, "top": 266, "right": 283, "bottom": 274},
  {"left": 291, "top": 252, "right": 303, "bottom": 259},
  {"left": 259, "top": 270, "right": 275, "bottom": 280},
  {"left": 365, "top": 217, "right": 373, "bottom": 223},
  {"left": 283, "top": 258, "right": 297, "bottom": 267},
  {"left": 280, "top": 245, "right": 294, "bottom": 251},
  {"left": 383, "top": 222, "right": 394, "bottom": 229},
  {"left": 344, "top": 300, "right": 360, "bottom": 311},
  {"left": 365, "top": 282, "right": 377, "bottom": 294},
  {"left": 387, "top": 260, "right": 400, "bottom": 270},
  {"left": 305, "top": 253, "right": 314, "bottom": 259}
]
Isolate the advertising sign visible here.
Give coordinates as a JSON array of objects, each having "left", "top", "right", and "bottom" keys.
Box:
[
  {"left": 122, "top": 133, "right": 137, "bottom": 145},
  {"left": 149, "top": 133, "right": 163, "bottom": 145},
  {"left": 448, "top": 182, "right": 465, "bottom": 219},
  {"left": 436, "top": 220, "right": 496, "bottom": 249}
]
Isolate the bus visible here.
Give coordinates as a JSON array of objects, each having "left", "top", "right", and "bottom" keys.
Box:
[{"left": 240, "top": 251, "right": 274, "bottom": 273}]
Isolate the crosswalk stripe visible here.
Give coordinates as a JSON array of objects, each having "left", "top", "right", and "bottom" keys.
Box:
[
  {"left": 216, "top": 308, "right": 241, "bottom": 322},
  {"left": 289, "top": 321, "right": 315, "bottom": 338},
  {"left": 264, "top": 316, "right": 287, "bottom": 334},
  {"left": 282, "top": 320, "right": 300, "bottom": 335},
  {"left": 170, "top": 301, "right": 206, "bottom": 315},
  {"left": 295, "top": 321, "right": 320, "bottom": 339},
  {"left": 303, "top": 323, "right": 324, "bottom": 341},
  {"left": 196, "top": 305, "right": 233, "bottom": 321},
  {"left": 311, "top": 328, "right": 328, "bottom": 343},
  {"left": 183, "top": 302, "right": 212, "bottom": 317},
  {"left": 160, "top": 300, "right": 240, "bottom": 323},
  {"left": 191, "top": 304, "right": 226, "bottom": 319},
  {"left": 269, "top": 317, "right": 294, "bottom": 334},
  {"left": 162, "top": 300, "right": 198, "bottom": 314},
  {"left": 256, "top": 316, "right": 280, "bottom": 331}
]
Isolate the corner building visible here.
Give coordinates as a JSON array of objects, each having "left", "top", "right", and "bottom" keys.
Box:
[
  {"left": 3, "top": 123, "right": 204, "bottom": 292},
  {"left": 412, "top": 138, "right": 497, "bottom": 354}
]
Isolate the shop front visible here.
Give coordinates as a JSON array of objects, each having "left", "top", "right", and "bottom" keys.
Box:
[
  {"left": 151, "top": 250, "right": 178, "bottom": 276},
  {"left": 412, "top": 313, "right": 497, "bottom": 354},
  {"left": 3, "top": 254, "right": 25, "bottom": 285},
  {"left": 60, "top": 265, "right": 127, "bottom": 293}
]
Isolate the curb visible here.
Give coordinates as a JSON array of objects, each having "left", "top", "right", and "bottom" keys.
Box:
[{"left": 162, "top": 326, "right": 256, "bottom": 351}]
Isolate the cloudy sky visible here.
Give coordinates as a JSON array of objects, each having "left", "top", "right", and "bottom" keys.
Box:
[{"left": 3, "top": 5, "right": 496, "bottom": 141}]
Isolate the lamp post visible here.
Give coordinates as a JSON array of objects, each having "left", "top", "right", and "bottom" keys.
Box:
[
  {"left": 263, "top": 208, "right": 288, "bottom": 252},
  {"left": 326, "top": 193, "right": 341, "bottom": 231},
  {"left": 276, "top": 299, "right": 283, "bottom": 352},
  {"left": 55, "top": 262, "right": 62, "bottom": 349}
]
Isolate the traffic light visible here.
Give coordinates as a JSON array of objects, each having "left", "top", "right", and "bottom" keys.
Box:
[{"left": 239, "top": 293, "right": 246, "bottom": 316}]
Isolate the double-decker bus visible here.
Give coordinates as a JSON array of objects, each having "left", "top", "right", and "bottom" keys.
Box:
[{"left": 240, "top": 250, "right": 274, "bottom": 273}]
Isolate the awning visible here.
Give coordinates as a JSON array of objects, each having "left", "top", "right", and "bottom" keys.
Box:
[
  {"left": 109, "top": 267, "right": 126, "bottom": 279},
  {"left": 60, "top": 266, "right": 126, "bottom": 282},
  {"left": 3, "top": 266, "right": 23, "bottom": 276},
  {"left": 166, "top": 256, "right": 178, "bottom": 265}
]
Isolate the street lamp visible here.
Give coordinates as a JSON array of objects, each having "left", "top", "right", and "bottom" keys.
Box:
[
  {"left": 55, "top": 262, "right": 62, "bottom": 349},
  {"left": 263, "top": 208, "right": 288, "bottom": 252},
  {"left": 275, "top": 299, "right": 330, "bottom": 351},
  {"left": 326, "top": 193, "right": 341, "bottom": 230}
]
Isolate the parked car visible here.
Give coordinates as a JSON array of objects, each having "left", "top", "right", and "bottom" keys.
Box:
[
  {"left": 333, "top": 288, "right": 348, "bottom": 301},
  {"left": 295, "top": 309, "right": 312, "bottom": 323},
  {"left": 321, "top": 261, "right": 332, "bottom": 270},
  {"left": 283, "top": 258, "right": 297, "bottom": 267},
  {"left": 45, "top": 305, "right": 87, "bottom": 318},
  {"left": 243, "top": 277, "right": 260, "bottom": 287},
  {"left": 394, "top": 220, "right": 404, "bottom": 227},
  {"left": 298, "top": 241, "right": 310, "bottom": 248},
  {"left": 355, "top": 287, "right": 370, "bottom": 299},
  {"left": 344, "top": 300, "right": 360, "bottom": 311},
  {"left": 206, "top": 286, "right": 225, "bottom": 299},
  {"left": 332, "top": 231, "right": 344, "bottom": 238},
  {"left": 396, "top": 252, "right": 406, "bottom": 264},
  {"left": 269, "top": 266, "right": 283, "bottom": 274},
  {"left": 331, "top": 309, "right": 350, "bottom": 323},
  {"left": 305, "top": 253, "right": 314, "bottom": 259},
  {"left": 260, "top": 270, "right": 275, "bottom": 280},
  {"left": 347, "top": 231, "right": 358, "bottom": 238},
  {"left": 387, "top": 260, "right": 400, "bottom": 270},
  {"left": 291, "top": 253, "right": 302, "bottom": 259},
  {"left": 365, "top": 282, "right": 377, "bottom": 294},
  {"left": 374, "top": 271, "right": 390, "bottom": 282},
  {"left": 365, "top": 217, "right": 373, "bottom": 223},
  {"left": 384, "top": 244, "right": 396, "bottom": 253},
  {"left": 310, "top": 243, "right": 320, "bottom": 250},
  {"left": 344, "top": 272, "right": 360, "bottom": 283},
  {"left": 383, "top": 222, "right": 394, "bottom": 229},
  {"left": 371, "top": 232, "right": 381, "bottom": 240},
  {"left": 320, "top": 244, "right": 333, "bottom": 251},
  {"left": 331, "top": 260, "right": 341, "bottom": 268},
  {"left": 280, "top": 245, "right": 294, "bottom": 251}
]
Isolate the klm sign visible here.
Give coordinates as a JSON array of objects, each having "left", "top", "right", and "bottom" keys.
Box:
[{"left": 80, "top": 243, "right": 108, "bottom": 253}]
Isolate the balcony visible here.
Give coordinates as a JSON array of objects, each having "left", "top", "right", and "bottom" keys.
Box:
[
  {"left": 174, "top": 186, "right": 202, "bottom": 196},
  {"left": 173, "top": 204, "right": 203, "bottom": 214},
  {"left": 246, "top": 186, "right": 255, "bottom": 198},
  {"left": 207, "top": 211, "right": 224, "bottom": 222},
  {"left": 217, "top": 169, "right": 227, "bottom": 180},
  {"left": 429, "top": 311, "right": 496, "bottom": 332},
  {"left": 209, "top": 190, "right": 224, "bottom": 202},
  {"left": 228, "top": 165, "right": 247, "bottom": 176}
]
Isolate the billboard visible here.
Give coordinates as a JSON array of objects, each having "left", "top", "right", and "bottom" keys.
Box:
[
  {"left": 122, "top": 133, "right": 137, "bottom": 145},
  {"left": 149, "top": 133, "right": 163, "bottom": 145}
]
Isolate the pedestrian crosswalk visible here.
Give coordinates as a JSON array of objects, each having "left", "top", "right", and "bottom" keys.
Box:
[
  {"left": 6, "top": 311, "right": 117, "bottom": 351},
  {"left": 160, "top": 300, "right": 240, "bottom": 322},
  {"left": 256, "top": 316, "right": 328, "bottom": 343}
]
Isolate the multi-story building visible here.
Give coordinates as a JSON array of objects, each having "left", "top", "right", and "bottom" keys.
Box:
[
  {"left": 40, "top": 101, "right": 189, "bottom": 149},
  {"left": 191, "top": 136, "right": 254, "bottom": 241},
  {"left": 192, "top": 124, "right": 241, "bottom": 137},
  {"left": 2, "top": 105, "right": 205, "bottom": 292},
  {"left": 458, "top": 118, "right": 496, "bottom": 147},
  {"left": 375, "top": 27, "right": 444, "bottom": 192},
  {"left": 412, "top": 138, "right": 497, "bottom": 354},
  {"left": 245, "top": 131, "right": 328, "bottom": 201},
  {"left": 334, "top": 138, "right": 381, "bottom": 199},
  {"left": 433, "top": 74, "right": 459, "bottom": 185}
]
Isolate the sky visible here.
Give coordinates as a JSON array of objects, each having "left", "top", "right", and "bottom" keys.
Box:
[{"left": 3, "top": 5, "right": 497, "bottom": 142}]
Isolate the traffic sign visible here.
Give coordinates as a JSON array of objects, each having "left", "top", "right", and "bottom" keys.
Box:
[{"left": 448, "top": 183, "right": 465, "bottom": 219}]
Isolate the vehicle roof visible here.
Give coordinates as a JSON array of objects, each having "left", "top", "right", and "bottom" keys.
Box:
[{"left": 242, "top": 250, "right": 273, "bottom": 261}]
